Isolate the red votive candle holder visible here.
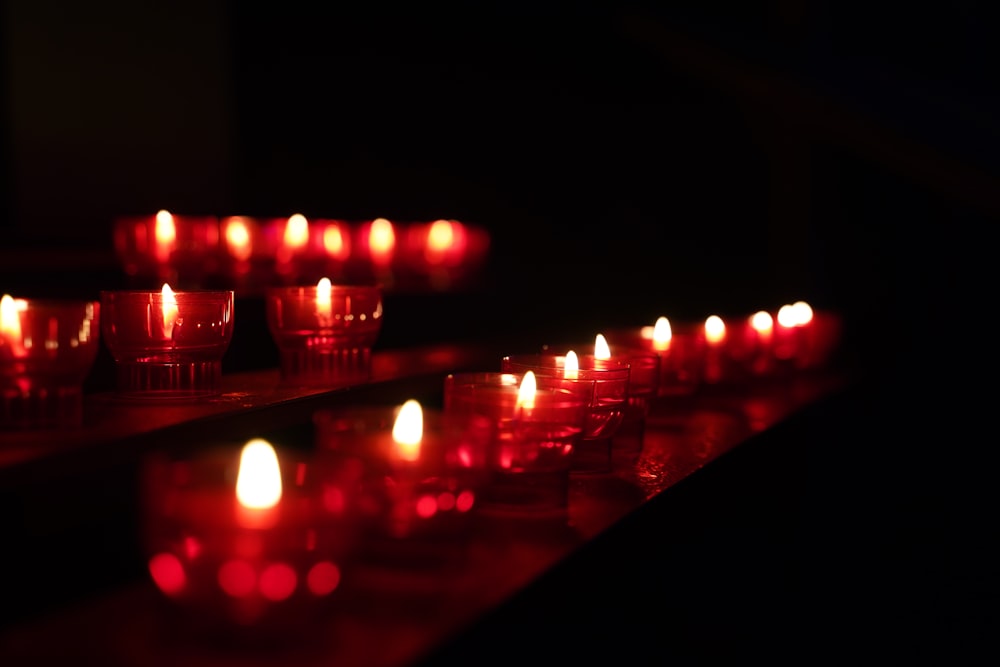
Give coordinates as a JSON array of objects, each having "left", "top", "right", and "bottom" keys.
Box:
[
  {"left": 1, "top": 295, "right": 100, "bottom": 429},
  {"left": 400, "top": 219, "right": 491, "bottom": 291},
  {"left": 312, "top": 400, "right": 491, "bottom": 593},
  {"left": 728, "top": 310, "right": 778, "bottom": 380},
  {"left": 443, "top": 371, "right": 590, "bottom": 515},
  {"left": 774, "top": 302, "right": 843, "bottom": 371},
  {"left": 502, "top": 352, "right": 629, "bottom": 475},
  {"left": 349, "top": 218, "right": 397, "bottom": 289},
  {"left": 264, "top": 280, "right": 383, "bottom": 387},
  {"left": 100, "top": 285, "right": 234, "bottom": 399},
  {"left": 141, "top": 437, "right": 358, "bottom": 644},
  {"left": 607, "top": 317, "right": 702, "bottom": 400},
  {"left": 113, "top": 210, "right": 221, "bottom": 288}
]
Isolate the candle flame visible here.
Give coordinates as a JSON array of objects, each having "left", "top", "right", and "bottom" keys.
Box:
[
  {"left": 564, "top": 350, "right": 579, "bottom": 380},
  {"left": 0, "top": 294, "right": 23, "bottom": 340},
  {"left": 652, "top": 316, "right": 672, "bottom": 351},
  {"left": 594, "top": 333, "right": 611, "bottom": 360},
  {"left": 316, "top": 277, "right": 333, "bottom": 320},
  {"left": 154, "top": 210, "right": 176, "bottom": 261},
  {"left": 369, "top": 218, "right": 396, "bottom": 261},
  {"left": 284, "top": 214, "right": 310, "bottom": 249},
  {"left": 791, "top": 301, "right": 814, "bottom": 326},
  {"left": 392, "top": 399, "right": 423, "bottom": 462},
  {"left": 750, "top": 310, "right": 774, "bottom": 334},
  {"left": 427, "top": 219, "right": 455, "bottom": 252},
  {"left": 323, "top": 224, "right": 348, "bottom": 259},
  {"left": 224, "top": 217, "right": 252, "bottom": 261},
  {"left": 516, "top": 371, "right": 537, "bottom": 410},
  {"left": 776, "top": 304, "right": 798, "bottom": 328},
  {"left": 161, "top": 283, "right": 179, "bottom": 338},
  {"left": 235, "top": 438, "right": 283, "bottom": 509},
  {"left": 704, "top": 315, "right": 726, "bottom": 345}
]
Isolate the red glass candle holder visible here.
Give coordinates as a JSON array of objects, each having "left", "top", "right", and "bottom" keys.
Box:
[
  {"left": 400, "top": 219, "right": 491, "bottom": 291},
  {"left": 607, "top": 319, "right": 702, "bottom": 400},
  {"left": 501, "top": 353, "right": 630, "bottom": 475},
  {"left": 727, "top": 310, "right": 778, "bottom": 380},
  {"left": 141, "top": 438, "right": 358, "bottom": 644},
  {"left": 1, "top": 296, "right": 100, "bottom": 429},
  {"left": 113, "top": 211, "right": 221, "bottom": 289},
  {"left": 264, "top": 282, "right": 383, "bottom": 387},
  {"left": 312, "top": 402, "right": 491, "bottom": 594},
  {"left": 100, "top": 287, "right": 234, "bottom": 399},
  {"left": 443, "top": 371, "right": 590, "bottom": 515}
]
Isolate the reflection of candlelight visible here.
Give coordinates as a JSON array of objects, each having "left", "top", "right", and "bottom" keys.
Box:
[
  {"left": 235, "top": 438, "right": 283, "bottom": 529},
  {"left": 392, "top": 399, "right": 423, "bottom": 462},
  {"left": 161, "top": 283, "right": 179, "bottom": 339},
  {"left": 154, "top": 210, "right": 176, "bottom": 263}
]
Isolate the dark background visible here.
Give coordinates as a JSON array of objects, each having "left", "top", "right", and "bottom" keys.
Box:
[{"left": 1, "top": 2, "right": 994, "bottom": 663}]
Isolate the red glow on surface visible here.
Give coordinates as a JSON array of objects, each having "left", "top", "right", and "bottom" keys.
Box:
[
  {"left": 456, "top": 445, "right": 474, "bottom": 467},
  {"left": 148, "top": 553, "right": 186, "bottom": 596},
  {"left": 499, "top": 448, "right": 513, "bottom": 469},
  {"left": 416, "top": 494, "right": 438, "bottom": 518},
  {"left": 437, "top": 491, "right": 456, "bottom": 511},
  {"left": 218, "top": 560, "right": 256, "bottom": 598},
  {"left": 295, "top": 462, "right": 307, "bottom": 486},
  {"left": 306, "top": 561, "right": 341, "bottom": 596},
  {"left": 322, "top": 485, "right": 345, "bottom": 513},
  {"left": 183, "top": 536, "right": 201, "bottom": 560},
  {"left": 259, "top": 563, "right": 297, "bottom": 601},
  {"left": 456, "top": 489, "right": 475, "bottom": 512}
]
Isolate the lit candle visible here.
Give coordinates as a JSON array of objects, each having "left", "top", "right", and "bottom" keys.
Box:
[
  {"left": 112, "top": 210, "right": 221, "bottom": 288},
  {"left": 1, "top": 295, "right": 100, "bottom": 429},
  {"left": 701, "top": 314, "right": 728, "bottom": 385},
  {"left": 101, "top": 285, "right": 234, "bottom": 398},
  {"left": 265, "top": 281, "right": 383, "bottom": 386},
  {"left": 313, "top": 400, "right": 490, "bottom": 561},
  {"left": 443, "top": 370, "right": 589, "bottom": 513},
  {"left": 502, "top": 352, "right": 629, "bottom": 474},
  {"left": 142, "top": 438, "right": 353, "bottom": 636}
]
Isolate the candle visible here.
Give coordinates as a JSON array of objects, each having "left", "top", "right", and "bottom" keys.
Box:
[
  {"left": 592, "top": 333, "right": 660, "bottom": 468},
  {"left": 264, "top": 280, "right": 383, "bottom": 386},
  {"left": 312, "top": 400, "right": 491, "bottom": 583},
  {"left": 113, "top": 210, "right": 221, "bottom": 288},
  {"left": 502, "top": 352, "right": 630, "bottom": 474},
  {"left": 698, "top": 314, "right": 734, "bottom": 386},
  {"left": 142, "top": 437, "right": 355, "bottom": 640},
  {"left": 0, "top": 295, "right": 101, "bottom": 429},
  {"left": 729, "top": 310, "right": 776, "bottom": 379},
  {"left": 774, "top": 301, "right": 842, "bottom": 371},
  {"left": 443, "top": 371, "right": 590, "bottom": 514},
  {"left": 607, "top": 316, "right": 702, "bottom": 399},
  {"left": 400, "top": 219, "right": 491, "bottom": 291},
  {"left": 100, "top": 285, "right": 234, "bottom": 399}
]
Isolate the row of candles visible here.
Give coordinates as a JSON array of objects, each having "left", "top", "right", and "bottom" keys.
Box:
[
  {"left": 1, "top": 278, "right": 840, "bottom": 639},
  {"left": 114, "top": 211, "right": 490, "bottom": 292}
]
